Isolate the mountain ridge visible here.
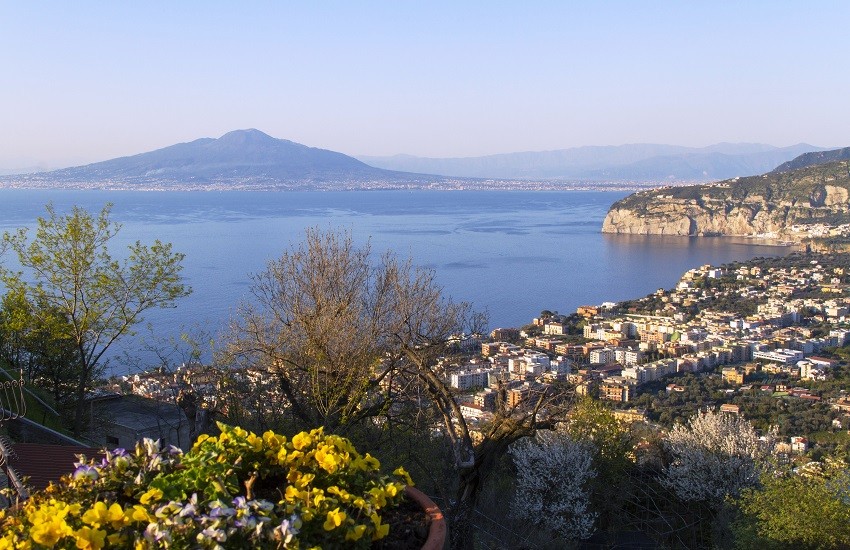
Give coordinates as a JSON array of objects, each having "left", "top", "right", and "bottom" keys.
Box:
[
  {"left": 359, "top": 143, "right": 824, "bottom": 181},
  {"left": 772, "top": 147, "right": 850, "bottom": 173}
]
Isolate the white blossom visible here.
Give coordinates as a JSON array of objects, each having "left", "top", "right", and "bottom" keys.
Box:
[
  {"left": 509, "top": 430, "right": 597, "bottom": 540},
  {"left": 662, "top": 410, "right": 764, "bottom": 503}
]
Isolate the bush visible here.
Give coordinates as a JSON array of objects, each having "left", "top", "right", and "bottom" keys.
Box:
[{"left": 0, "top": 423, "right": 412, "bottom": 549}]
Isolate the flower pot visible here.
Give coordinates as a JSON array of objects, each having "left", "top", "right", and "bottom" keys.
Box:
[{"left": 405, "top": 486, "right": 447, "bottom": 550}]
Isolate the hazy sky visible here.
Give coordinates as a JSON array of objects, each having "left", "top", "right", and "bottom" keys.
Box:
[{"left": 2, "top": 2, "right": 849, "bottom": 169}]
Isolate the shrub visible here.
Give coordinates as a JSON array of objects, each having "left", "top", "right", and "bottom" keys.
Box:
[{"left": 0, "top": 423, "right": 412, "bottom": 549}]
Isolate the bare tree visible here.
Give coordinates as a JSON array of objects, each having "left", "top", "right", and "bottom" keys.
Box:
[{"left": 221, "top": 228, "right": 572, "bottom": 549}]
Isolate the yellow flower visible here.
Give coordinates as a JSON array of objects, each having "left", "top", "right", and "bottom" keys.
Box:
[
  {"left": 263, "top": 430, "right": 286, "bottom": 448},
  {"left": 131, "top": 505, "right": 152, "bottom": 523},
  {"left": 82, "top": 502, "right": 129, "bottom": 530},
  {"left": 292, "top": 431, "right": 313, "bottom": 450},
  {"left": 139, "top": 487, "right": 163, "bottom": 505},
  {"left": 284, "top": 485, "right": 308, "bottom": 503},
  {"left": 385, "top": 482, "right": 403, "bottom": 498},
  {"left": 323, "top": 508, "right": 347, "bottom": 531},
  {"left": 345, "top": 524, "right": 367, "bottom": 541},
  {"left": 368, "top": 487, "right": 388, "bottom": 508},
  {"left": 315, "top": 445, "right": 339, "bottom": 473},
  {"left": 275, "top": 446, "right": 289, "bottom": 465},
  {"left": 246, "top": 432, "right": 263, "bottom": 451},
  {"left": 30, "top": 516, "right": 73, "bottom": 546},
  {"left": 394, "top": 466, "right": 414, "bottom": 486},
  {"left": 327, "top": 486, "right": 351, "bottom": 502},
  {"left": 74, "top": 526, "right": 106, "bottom": 550},
  {"left": 363, "top": 453, "right": 380, "bottom": 470},
  {"left": 370, "top": 513, "right": 390, "bottom": 540},
  {"left": 28, "top": 501, "right": 75, "bottom": 546}
]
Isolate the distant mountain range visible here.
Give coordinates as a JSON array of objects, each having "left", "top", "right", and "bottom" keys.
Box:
[
  {"left": 0, "top": 130, "right": 830, "bottom": 190},
  {"left": 359, "top": 143, "right": 825, "bottom": 181},
  {"left": 5, "top": 129, "right": 440, "bottom": 190}
]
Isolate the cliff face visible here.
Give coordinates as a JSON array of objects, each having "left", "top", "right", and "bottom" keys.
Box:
[{"left": 602, "top": 160, "right": 850, "bottom": 237}]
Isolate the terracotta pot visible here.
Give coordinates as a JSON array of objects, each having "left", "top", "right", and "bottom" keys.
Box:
[{"left": 404, "top": 486, "right": 447, "bottom": 550}]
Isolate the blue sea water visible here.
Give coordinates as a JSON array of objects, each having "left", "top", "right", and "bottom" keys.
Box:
[{"left": 0, "top": 189, "right": 790, "bottom": 374}]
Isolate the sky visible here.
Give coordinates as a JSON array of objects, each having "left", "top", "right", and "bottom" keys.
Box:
[{"left": 1, "top": 1, "right": 849, "bottom": 169}]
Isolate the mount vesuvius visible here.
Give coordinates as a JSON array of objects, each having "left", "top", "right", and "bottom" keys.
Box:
[{"left": 4, "top": 129, "right": 441, "bottom": 190}]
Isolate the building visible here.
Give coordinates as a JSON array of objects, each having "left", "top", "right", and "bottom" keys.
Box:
[
  {"left": 481, "top": 342, "right": 501, "bottom": 356},
  {"left": 543, "top": 322, "right": 565, "bottom": 335},
  {"left": 589, "top": 347, "right": 616, "bottom": 365},
  {"left": 600, "top": 380, "right": 631, "bottom": 403},
  {"left": 490, "top": 328, "right": 520, "bottom": 342},
  {"left": 85, "top": 393, "right": 191, "bottom": 451},
  {"left": 722, "top": 367, "right": 745, "bottom": 385},
  {"left": 752, "top": 349, "right": 804, "bottom": 365},
  {"left": 719, "top": 403, "right": 740, "bottom": 415},
  {"left": 450, "top": 369, "right": 491, "bottom": 390},
  {"left": 576, "top": 305, "right": 600, "bottom": 318}
]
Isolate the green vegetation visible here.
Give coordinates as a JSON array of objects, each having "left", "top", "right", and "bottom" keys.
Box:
[
  {"left": 613, "top": 159, "right": 850, "bottom": 213},
  {"left": 734, "top": 459, "right": 850, "bottom": 549},
  {"left": 0, "top": 204, "right": 191, "bottom": 435}
]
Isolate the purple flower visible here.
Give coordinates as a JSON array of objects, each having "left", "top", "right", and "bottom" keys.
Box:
[{"left": 72, "top": 464, "right": 99, "bottom": 481}]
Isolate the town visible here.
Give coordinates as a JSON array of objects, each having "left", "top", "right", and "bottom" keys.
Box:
[{"left": 122, "top": 251, "right": 850, "bottom": 460}]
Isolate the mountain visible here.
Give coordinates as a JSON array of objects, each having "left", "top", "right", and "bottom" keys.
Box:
[
  {"left": 360, "top": 143, "right": 824, "bottom": 181},
  {"left": 772, "top": 146, "right": 850, "bottom": 173},
  {"left": 7, "top": 130, "right": 440, "bottom": 190},
  {"left": 601, "top": 156, "right": 850, "bottom": 239}
]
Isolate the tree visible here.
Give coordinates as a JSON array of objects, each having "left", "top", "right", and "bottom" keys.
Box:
[
  {"left": 662, "top": 410, "right": 765, "bottom": 505},
  {"left": 0, "top": 286, "right": 81, "bottom": 413},
  {"left": 1, "top": 204, "right": 190, "bottom": 435},
  {"left": 221, "top": 229, "right": 415, "bottom": 434},
  {"left": 734, "top": 458, "right": 850, "bottom": 549},
  {"left": 561, "top": 397, "right": 638, "bottom": 535},
  {"left": 509, "top": 430, "right": 597, "bottom": 541},
  {"left": 221, "top": 228, "right": 571, "bottom": 549}
]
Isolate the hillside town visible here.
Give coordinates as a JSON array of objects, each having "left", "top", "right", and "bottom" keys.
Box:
[{"left": 121, "top": 253, "right": 850, "bottom": 459}]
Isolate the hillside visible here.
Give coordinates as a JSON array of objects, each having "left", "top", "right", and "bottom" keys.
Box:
[
  {"left": 360, "top": 143, "right": 822, "bottom": 181},
  {"left": 772, "top": 147, "right": 850, "bottom": 173},
  {"left": 4, "top": 130, "right": 440, "bottom": 190},
  {"left": 602, "top": 155, "right": 850, "bottom": 239}
]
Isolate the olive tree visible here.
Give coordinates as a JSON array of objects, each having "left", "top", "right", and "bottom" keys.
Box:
[{"left": 1, "top": 204, "right": 191, "bottom": 435}]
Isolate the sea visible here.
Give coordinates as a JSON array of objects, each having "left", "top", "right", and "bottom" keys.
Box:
[{"left": 0, "top": 189, "right": 792, "bottom": 375}]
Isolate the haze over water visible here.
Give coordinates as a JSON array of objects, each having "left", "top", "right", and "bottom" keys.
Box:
[{"left": 0, "top": 189, "right": 791, "bottom": 374}]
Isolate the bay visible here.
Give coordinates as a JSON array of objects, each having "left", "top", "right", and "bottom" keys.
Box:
[{"left": 0, "top": 189, "right": 790, "bottom": 374}]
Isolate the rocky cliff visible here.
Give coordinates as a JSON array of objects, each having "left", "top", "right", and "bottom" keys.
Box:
[{"left": 602, "top": 159, "right": 850, "bottom": 238}]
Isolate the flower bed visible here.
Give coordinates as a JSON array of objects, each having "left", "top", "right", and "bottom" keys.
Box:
[{"left": 0, "top": 423, "right": 412, "bottom": 549}]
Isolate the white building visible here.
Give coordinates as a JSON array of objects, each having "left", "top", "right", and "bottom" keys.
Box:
[{"left": 450, "top": 369, "right": 491, "bottom": 390}]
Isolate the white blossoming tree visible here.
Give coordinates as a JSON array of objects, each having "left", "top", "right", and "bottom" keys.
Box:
[
  {"left": 662, "top": 410, "right": 765, "bottom": 504},
  {"left": 509, "top": 430, "right": 597, "bottom": 541}
]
